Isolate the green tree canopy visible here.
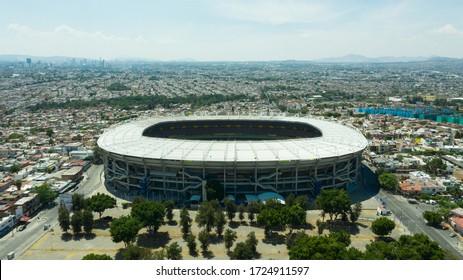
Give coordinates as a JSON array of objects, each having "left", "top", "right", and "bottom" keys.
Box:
[
  {"left": 9, "top": 164, "right": 21, "bottom": 173},
  {"left": 230, "top": 242, "right": 254, "bottom": 260},
  {"left": 288, "top": 233, "right": 352, "bottom": 260},
  {"left": 82, "top": 253, "right": 112, "bottom": 260},
  {"left": 82, "top": 210, "right": 94, "bottom": 234},
  {"left": 180, "top": 206, "right": 192, "bottom": 240},
  {"left": 109, "top": 215, "right": 142, "bottom": 247},
  {"left": 163, "top": 200, "right": 175, "bottom": 223},
  {"left": 315, "top": 189, "right": 352, "bottom": 220},
  {"left": 214, "top": 210, "right": 226, "bottom": 237},
  {"left": 224, "top": 229, "right": 237, "bottom": 253},
  {"left": 72, "top": 193, "right": 86, "bottom": 212},
  {"left": 85, "top": 193, "right": 116, "bottom": 218},
  {"left": 34, "top": 182, "right": 57, "bottom": 205},
  {"left": 122, "top": 244, "right": 153, "bottom": 260},
  {"left": 423, "top": 211, "right": 444, "bottom": 227},
  {"left": 71, "top": 210, "right": 83, "bottom": 235},
  {"left": 371, "top": 217, "right": 396, "bottom": 237},
  {"left": 198, "top": 229, "right": 211, "bottom": 253},
  {"left": 131, "top": 199, "right": 165, "bottom": 234},
  {"left": 425, "top": 158, "right": 447, "bottom": 175},
  {"left": 257, "top": 207, "right": 280, "bottom": 237},
  {"left": 365, "top": 234, "right": 445, "bottom": 260},
  {"left": 225, "top": 199, "right": 237, "bottom": 222},
  {"left": 195, "top": 200, "right": 220, "bottom": 232},
  {"left": 378, "top": 173, "right": 399, "bottom": 192},
  {"left": 58, "top": 206, "right": 70, "bottom": 233},
  {"left": 280, "top": 204, "right": 307, "bottom": 229},
  {"left": 166, "top": 242, "right": 183, "bottom": 260}
]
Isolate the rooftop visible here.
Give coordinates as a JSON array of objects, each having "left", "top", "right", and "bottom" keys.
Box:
[{"left": 98, "top": 116, "right": 368, "bottom": 163}]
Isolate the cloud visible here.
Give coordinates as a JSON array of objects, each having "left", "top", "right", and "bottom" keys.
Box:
[
  {"left": 211, "top": 0, "right": 340, "bottom": 25},
  {"left": 430, "top": 24, "right": 463, "bottom": 35},
  {"left": 7, "top": 23, "right": 139, "bottom": 43}
]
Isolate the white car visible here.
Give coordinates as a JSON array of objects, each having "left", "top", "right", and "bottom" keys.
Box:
[{"left": 450, "top": 232, "right": 457, "bottom": 238}]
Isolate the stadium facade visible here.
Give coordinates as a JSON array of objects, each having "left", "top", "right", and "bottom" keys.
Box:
[{"left": 97, "top": 116, "right": 368, "bottom": 203}]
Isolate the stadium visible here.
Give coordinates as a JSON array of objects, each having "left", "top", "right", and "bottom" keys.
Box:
[{"left": 97, "top": 116, "right": 368, "bottom": 204}]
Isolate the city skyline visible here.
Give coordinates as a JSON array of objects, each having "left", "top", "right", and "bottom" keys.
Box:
[{"left": 1, "top": 0, "right": 463, "bottom": 61}]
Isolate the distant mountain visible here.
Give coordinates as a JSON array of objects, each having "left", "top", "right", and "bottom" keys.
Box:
[{"left": 313, "top": 54, "right": 460, "bottom": 63}]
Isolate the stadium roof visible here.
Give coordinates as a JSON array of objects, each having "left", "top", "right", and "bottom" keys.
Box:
[{"left": 97, "top": 116, "right": 368, "bottom": 163}]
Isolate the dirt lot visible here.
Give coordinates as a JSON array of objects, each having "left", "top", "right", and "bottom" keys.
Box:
[{"left": 20, "top": 204, "right": 407, "bottom": 260}]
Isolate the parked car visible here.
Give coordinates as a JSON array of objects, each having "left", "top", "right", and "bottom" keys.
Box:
[
  {"left": 18, "top": 224, "right": 26, "bottom": 231},
  {"left": 450, "top": 232, "right": 457, "bottom": 238}
]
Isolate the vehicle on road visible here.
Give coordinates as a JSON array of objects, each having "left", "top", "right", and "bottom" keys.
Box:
[
  {"left": 450, "top": 232, "right": 457, "bottom": 238},
  {"left": 7, "top": 251, "right": 15, "bottom": 260},
  {"left": 43, "top": 224, "right": 51, "bottom": 230},
  {"left": 18, "top": 224, "right": 26, "bottom": 231}
]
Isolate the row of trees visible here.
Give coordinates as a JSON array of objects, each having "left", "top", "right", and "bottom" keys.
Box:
[
  {"left": 58, "top": 193, "right": 117, "bottom": 235},
  {"left": 288, "top": 231, "right": 445, "bottom": 260}
]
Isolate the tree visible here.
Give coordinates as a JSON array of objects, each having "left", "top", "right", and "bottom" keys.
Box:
[
  {"left": 285, "top": 231, "right": 308, "bottom": 249},
  {"left": 9, "top": 164, "right": 21, "bottom": 174},
  {"left": 285, "top": 193, "right": 296, "bottom": 206},
  {"left": 72, "top": 193, "right": 85, "bottom": 212},
  {"left": 378, "top": 173, "right": 399, "bottom": 192},
  {"left": 365, "top": 234, "right": 445, "bottom": 260},
  {"left": 180, "top": 206, "right": 192, "bottom": 240},
  {"left": 425, "top": 158, "right": 447, "bottom": 175},
  {"left": 122, "top": 244, "right": 153, "bottom": 260},
  {"left": 109, "top": 215, "right": 142, "bottom": 247},
  {"left": 230, "top": 242, "right": 254, "bottom": 260},
  {"left": 82, "top": 253, "right": 112, "bottom": 260},
  {"left": 86, "top": 193, "right": 116, "bottom": 218},
  {"left": 186, "top": 234, "right": 197, "bottom": 255},
  {"left": 82, "top": 210, "right": 94, "bottom": 234},
  {"left": 288, "top": 233, "right": 352, "bottom": 260},
  {"left": 295, "top": 195, "right": 309, "bottom": 210},
  {"left": 349, "top": 202, "right": 362, "bottom": 223},
  {"left": 224, "top": 229, "right": 237, "bottom": 253},
  {"left": 195, "top": 200, "right": 219, "bottom": 232},
  {"left": 166, "top": 242, "right": 183, "bottom": 260},
  {"left": 423, "top": 211, "right": 444, "bottom": 227},
  {"left": 257, "top": 208, "right": 281, "bottom": 237},
  {"left": 198, "top": 229, "right": 211, "bottom": 253},
  {"left": 280, "top": 204, "right": 306, "bottom": 229},
  {"left": 58, "top": 206, "right": 71, "bottom": 233},
  {"left": 214, "top": 210, "right": 226, "bottom": 237},
  {"left": 247, "top": 201, "right": 259, "bottom": 223},
  {"left": 163, "top": 200, "right": 175, "bottom": 223},
  {"left": 257, "top": 207, "right": 281, "bottom": 237},
  {"left": 45, "top": 128, "right": 54, "bottom": 138},
  {"left": 238, "top": 204, "right": 245, "bottom": 223},
  {"left": 245, "top": 231, "right": 258, "bottom": 255},
  {"left": 71, "top": 210, "right": 83, "bottom": 235},
  {"left": 131, "top": 200, "right": 165, "bottom": 234},
  {"left": 225, "top": 199, "right": 237, "bottom": 222},
  {"left": 34, "top": 182, "right": 57, "bottom": 205},
  {"left": 371, "top": 217, "right": 396, "bottom": 237},
  {"left": 92, "top": 145, "right": 103, "bottom": 163},
  {"left": 315, "top": 189, "right": 351, "bottom": 220}
]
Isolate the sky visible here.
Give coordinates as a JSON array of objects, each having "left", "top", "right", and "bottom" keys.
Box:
[{"left": 1, "top": 0, "right": 463, "bottom": 61}]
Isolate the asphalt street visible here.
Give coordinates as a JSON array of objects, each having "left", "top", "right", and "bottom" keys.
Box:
[
  {"left": 0, "top": 164, "right": 103, "bottom": 260},
  {"left": 362, "top": 163, "right": 463, "bottom": 259}
]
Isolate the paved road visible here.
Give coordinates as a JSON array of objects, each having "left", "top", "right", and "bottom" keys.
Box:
[
  {"left": 380, "top": 189, "right": 463, "bottom": 259},
  {"left": 361, "top": 163, "right": 463, "bottom": 259},
  {"left": 0, "top": 164, "right": 104, "bottom": 260}
]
